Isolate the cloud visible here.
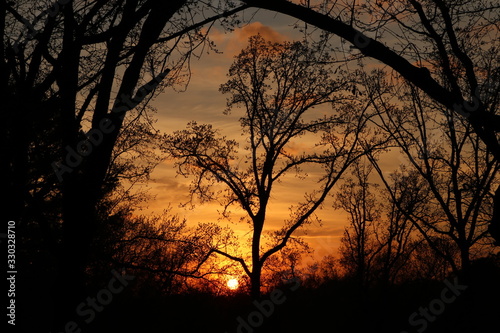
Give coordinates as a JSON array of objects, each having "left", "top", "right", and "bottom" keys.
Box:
[
  {"left": 154, "top": 22, "right": 295, "bottom": 134},
  {"left": 208, "top": 22, "right": 290, "bottom": 58},
  {"left": 235, "top": 22, "right": 289, "bottom": 43}
]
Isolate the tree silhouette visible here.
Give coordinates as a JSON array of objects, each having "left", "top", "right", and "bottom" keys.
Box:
[
  {"left": 335, "top": 161, "right": 382, "bottom": 287},
  {"left": 243, "top": 0, "right": 500, "bottom": 152},
  {"left": 241, "top": 0, "right": 500, "bottom": 244},
  {"left": 164, "top": 35, "right": 382, "bottom": 298},
  {"left": 6, "top": 1, "right": 498, "bottom": 330},
  {"left": 363, "top": 69, "right": 499, "bottom": 275},
  {"left": 335, "top": 161, "right": 422, "bottom": 287},
  {"left": 1, "top": 1, "right": 248, "bottom": 329},
  {"left": 90, "top": 209, "right": 238, "bottom": 295}
]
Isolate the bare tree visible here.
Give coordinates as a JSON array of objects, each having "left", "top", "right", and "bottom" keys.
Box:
[
  {"left": 1, "top": 0, "right": 249, "bottom": 328},
  {"left": 335, "top": 161, "right": 381, "bottom": 286},
  {"left": 163, "top": 35, "right": 378, "bottom": 298},
  {"left": 363, "top": 70, "right": 500, "bottom": 275},
  {"left": 242, "top": 0, "right": 500, "bottom": 153},
  {"left": 240, "top": 1, "right": 500, "bottom": 245},
  {"left": 335, "top": 160, "right": 434, "bottom": 286},
  {"left": 377, "top": 168, "right": 431, "bottom": 284},
  {"left": 103, "top": 210, "right": 239, "bottom": 295}
]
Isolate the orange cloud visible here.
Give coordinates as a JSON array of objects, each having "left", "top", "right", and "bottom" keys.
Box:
[
  {"left": 235, "top": 22, "right": 289, "bottom": 43},
  {"left": 207, "top": 22, "right": 290, "bottom": 58}
]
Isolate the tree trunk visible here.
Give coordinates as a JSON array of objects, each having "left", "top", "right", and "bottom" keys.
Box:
[
  {"left": 51, "top": 177, "right": 98, "bottom": 330},
  {"left": 251, "top": 215, "right": 264, "bottom": 299},
  {"left": 459, "top": 242, "right": 471, "bottom": 283},
  {"left": 250, "top": 267, "right": 262, "bottom": 300}
]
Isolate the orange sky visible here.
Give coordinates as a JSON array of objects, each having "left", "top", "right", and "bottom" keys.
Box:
[{"left": 139, "top": 9, "right": 404, "bottom": 263}]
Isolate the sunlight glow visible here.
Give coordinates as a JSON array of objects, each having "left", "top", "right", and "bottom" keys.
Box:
[{"left": 227, "top": 278, "right": 239, "bottom": 290}]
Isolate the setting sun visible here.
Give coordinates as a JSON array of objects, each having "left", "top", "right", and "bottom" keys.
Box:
[{"left": 227, "top": 278, "right": 239, "bottom": 290}]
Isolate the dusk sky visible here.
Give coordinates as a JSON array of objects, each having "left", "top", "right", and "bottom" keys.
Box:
[
  {"left": 9, "top": 2, "right": 497, "bottom": 332},
  {"left": 143, "top": 8, "right": 402, "bottom": 261}
]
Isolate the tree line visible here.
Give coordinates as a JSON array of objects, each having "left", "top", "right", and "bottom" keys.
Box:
[{"left": 2, "top": 1, "right": 498, "bottom": 331}]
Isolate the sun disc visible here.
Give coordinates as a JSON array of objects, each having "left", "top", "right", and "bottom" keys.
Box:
[{"left": 227, "top": 278, "right": 239, "bottom": 290}]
